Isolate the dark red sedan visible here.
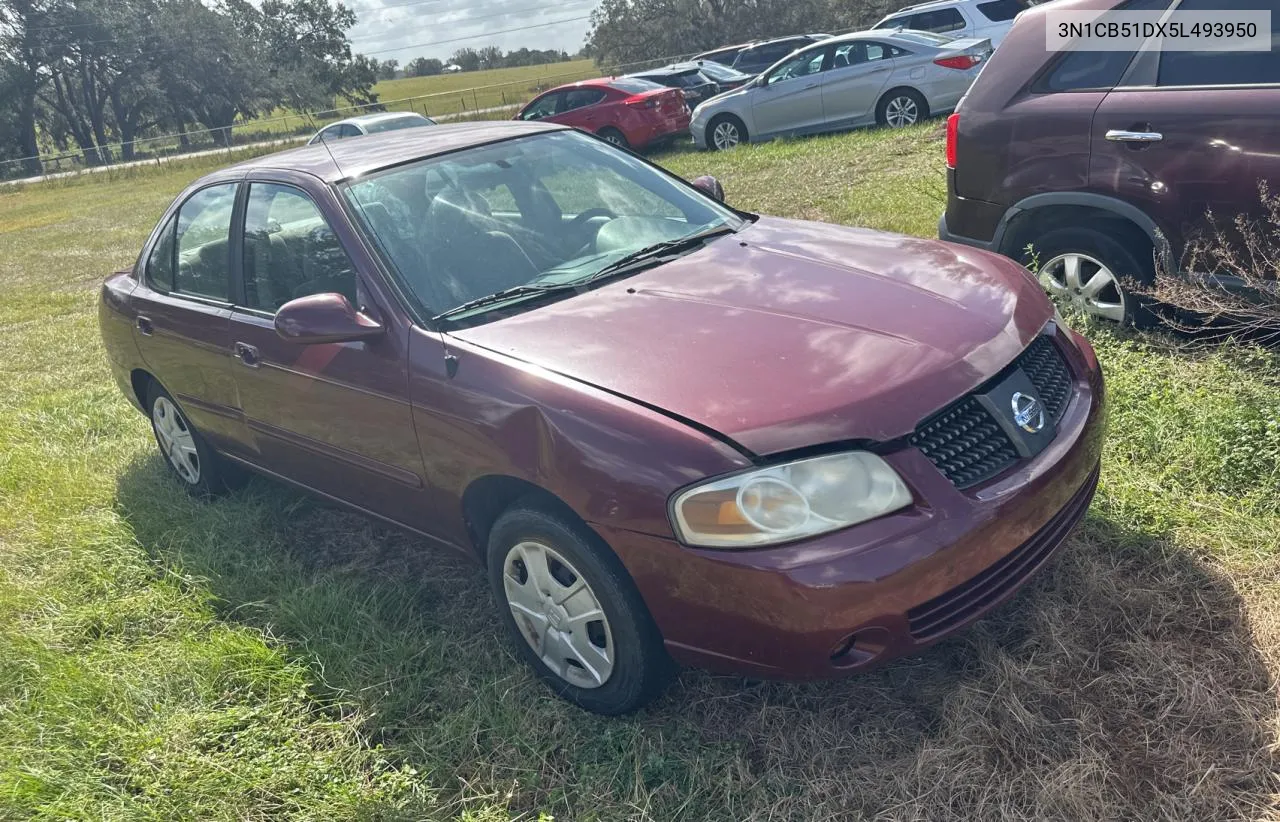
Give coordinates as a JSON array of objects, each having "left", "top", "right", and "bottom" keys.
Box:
[
  {"left": 100, "top": 122, "right": 1105, "bottom": 714},
  {"left": 515, "top": 77, "right": 691, "bottom": 150}
]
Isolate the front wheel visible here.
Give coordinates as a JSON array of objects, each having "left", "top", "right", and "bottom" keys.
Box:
[
  {"left": 487, "top": 504, "right": 672, "bottom": 714},
  {"left": 707, "top": 114, "right": 746, "bottom": 151},
  {"left": 876, "top": 89, "right": 928, "bottom": 129}
]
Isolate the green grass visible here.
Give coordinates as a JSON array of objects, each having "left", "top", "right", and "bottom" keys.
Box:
[{"left": 1, "top": 125, "right": 1278, "bottom": 820}]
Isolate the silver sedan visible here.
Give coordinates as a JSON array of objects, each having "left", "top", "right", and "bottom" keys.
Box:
[{"left": 691, "top": 29, "right": 991, "bottom": 151}]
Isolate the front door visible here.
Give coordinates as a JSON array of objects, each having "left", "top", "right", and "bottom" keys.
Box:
[
  {"left": 752, "top": 45, "right": 831, "bottom": 138},
  {"left": 129, "top": 181, "right": 242, "bottom": 452},
  {"left": 821, "top": 41, "right": 896, "bottom": 129},
  {"left": 226, "top": 175, "right": 430, "bottom": 526},
  {"left": 1091, "top": 0, "right": 1280, "bottom": 268}
]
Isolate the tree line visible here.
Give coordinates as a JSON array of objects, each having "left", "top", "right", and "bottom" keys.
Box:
[
  {"left": 584, "top": 0, "right": 900, "bottom": 67},
  {"left": 400, "top": 46, "right": 571, "bottom": 78},
  {"left": 0, "top": 0, "right": 377, "bottom": 176}
]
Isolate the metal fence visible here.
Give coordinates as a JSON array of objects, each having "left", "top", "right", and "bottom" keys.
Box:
[{"left": 1, "top": 53, "right": 694, "bottom": 184}]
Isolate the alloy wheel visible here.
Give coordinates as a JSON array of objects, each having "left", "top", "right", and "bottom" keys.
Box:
[
  {"left": 603, "top": 132, "right": 624, "bottom": 146},
  {"left": 712, "top": 120, "right": 741, "bottom": 150},
  {"left": 885, "top": 96, "right": 919, "bottom": 128},
  {"left": 503, "top": 540, "right": 614, "bottom": 689},
  {"left": 152, "top": 396, "right": 200, "bottom": 485},
  {"left": 1039, "top": 252, "right": 1128, "bottom": 323}
]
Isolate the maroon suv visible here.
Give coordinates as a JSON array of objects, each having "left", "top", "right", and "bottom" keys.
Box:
[
  {"left": 100, "top": 122, "right": 1104, "bottom": 714},
  {"left": 941, "top": 0, "right": 1280, "bottom": 325}
]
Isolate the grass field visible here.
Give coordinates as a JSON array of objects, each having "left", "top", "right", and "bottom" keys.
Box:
[
  {"left": 1, "top": 125, "right": 1278, "bottom": 820},
  {"left": 237, "top": 60, "right": 601, "bottom": 140}
]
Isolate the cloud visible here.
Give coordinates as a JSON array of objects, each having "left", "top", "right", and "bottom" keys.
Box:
[{"left": 346, "top": 0, "right": 597, "bottom": 61}]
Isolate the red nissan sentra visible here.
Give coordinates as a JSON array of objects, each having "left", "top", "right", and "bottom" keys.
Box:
[{"left": 99, "top": 122, "right": 1105, "bottom": 714}]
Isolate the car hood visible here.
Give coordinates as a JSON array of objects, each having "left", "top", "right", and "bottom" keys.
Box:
[{"left": 453, "top": 217, "right": 1053, "bottom": 456}]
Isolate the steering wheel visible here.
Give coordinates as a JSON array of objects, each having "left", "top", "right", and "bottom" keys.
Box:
[{"left": 565, "top": 207, "right": 619, "bottom": 254}]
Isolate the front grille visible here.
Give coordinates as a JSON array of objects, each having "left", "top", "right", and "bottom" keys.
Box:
[
  {"left": 906, "top": 464, "right": 1099, "bottom": 640},
  {"left": 909, "top": 334, "right": 1074, "bottom": 489}
]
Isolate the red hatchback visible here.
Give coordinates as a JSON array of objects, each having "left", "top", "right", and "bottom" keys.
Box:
[
  {"left": 515, "top": 77, "right": 691, "bottom": 150},
  {"left": 100, "top": 123, "right": 1104, "bottom": 714}
]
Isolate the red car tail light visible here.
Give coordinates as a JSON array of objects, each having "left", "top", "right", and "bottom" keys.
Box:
[
  {"left": 935, "top": 55, "right": 982, "bottom": 71},
  {"left": 624, "top": 95, "right": 661, "bottom": 109},
  {"left": 946, "top": 113, "right": 960, "bottom": 169}
]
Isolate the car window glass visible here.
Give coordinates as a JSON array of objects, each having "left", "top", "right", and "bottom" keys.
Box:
[
  {"left": 1038, "top": 0, "right": 1170, "bottom": 90},
  {"left": 174, "top": 184, "right": 236, "bottom": 300},
  {"left": 911, "top": 8, "right": 966, "bottom": 33},
  {"left": 340, "top": 124, "right": 363, "bottom": 137},
  {"left": 608, "top": 78, "right": 665, "bottom": 94},
  {"left": 976, "top": 0, "right": 1028, "bottom": 22},
  {"left": 768, "top": 48, "right": 827, "bottom": 82},
  {"left": 562, "top": 88, "right": 607, "bottom": 111},
  {"left": 1156, "top": 0, "right": 1280, "bottom": 86},
  {"left": 894, "top": 30, "right": 955, "bottom": 46},
  {"left": 146, "top": 217, "right": 177, "bottom": 291},
  {"left": 522, "top": 93, "right": 561, "bottom": 120},
  {"left": 241, "top": 184, "right": 358, "bottom": 313},
  {"left": 834, "top": 42, "right": 889, "bottom": 66},
  {"left": 875, "top": 14, "right": 908, "bottom": 29},
  {"left": 366, "top": 115, "right": 430, "bottom": 133}
]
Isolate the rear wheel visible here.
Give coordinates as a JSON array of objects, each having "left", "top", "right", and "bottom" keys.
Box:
[
  {"left": 708, "top": 114, "right": 746, "bottom": 151},
  {"left": 147, "top": 381, "right": 243, "bottom": 496},
  {"left": 487, "top": 504, "right": 672, "bottom": 714},
  {"left": 597, "top": 127, "right": 629, "bottom": 149},
  {"left": 1024, "top": 226, "right": 1155, "bottom": 327},
  {"left": 876, "top": 88, "right": 928, "bottom": 129}
]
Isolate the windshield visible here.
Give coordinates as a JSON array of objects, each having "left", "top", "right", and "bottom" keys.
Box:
[
  {"left": 696, "top": 62, "right": 747, "bottom": 82},
  {"left": 893, "top": 30, "right": 958, "bottom": 46},
  {"left": 366, "top": 114, "right": 434, "bottom": 132},
  {"left": 341, "top": 130, "right": 744, "bottom": 322}
]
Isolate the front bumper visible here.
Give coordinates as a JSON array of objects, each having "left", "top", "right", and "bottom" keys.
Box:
[{"left": 599, "top": 330, "right": 1106, "bottom": 679}]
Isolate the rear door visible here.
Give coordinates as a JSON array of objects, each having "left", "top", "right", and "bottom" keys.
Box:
[
  {"left": 1090, "top": 0, "right": 1280, "bottom": 265},
  {"left": 554, "top": 88, "right": 610, "bottom": 132},
  {"left": 225, "top": 173, "right": 430, "bottom": 526},
  {"left": 752, "top": 44, "right": 832, "bottom": 138},
  {"left": 821, "top": 41, "right": 897, "bottom": 128},
  {"left": 129, "top": 181, "right": 242, "bottom": 451}
]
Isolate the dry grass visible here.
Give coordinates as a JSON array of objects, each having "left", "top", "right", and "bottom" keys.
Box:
[{"left": 1, "top": 124, "right": 1277, "bottom": 820}]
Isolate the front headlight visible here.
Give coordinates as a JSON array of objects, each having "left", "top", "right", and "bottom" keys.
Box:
[{"left": 670, "top": 451, "right": 912, "bottom": 548}]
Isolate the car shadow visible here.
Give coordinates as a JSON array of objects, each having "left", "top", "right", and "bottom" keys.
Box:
[{"left": 114, "top": 460, "right": 1278, "bottom": 819}]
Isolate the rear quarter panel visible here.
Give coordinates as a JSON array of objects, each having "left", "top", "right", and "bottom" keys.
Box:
[{"left": 99, "top": 270, "right": 144, "bottom": 411}]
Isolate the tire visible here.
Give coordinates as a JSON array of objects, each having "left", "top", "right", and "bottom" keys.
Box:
[
  {"left": 146, "top": 381, "right": 244, "bottom": 497},
  {"left": 1023, "top": 226, "right": 1155, "bottom": 327},
  {"left": 597, "top": 127, "right": 630, "bottom": 149},
  {"left": 707, "top": 114, "right": 746, "bottom": 151},
  {"left": 876, "top": 88, "right": 928, "bottom": 129},
  {"left": 487, "top": 503, "right": 672, "bottom": 715}
]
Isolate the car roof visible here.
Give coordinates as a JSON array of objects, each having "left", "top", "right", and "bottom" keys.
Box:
[
  {"left": 227, "top": 121, "right": 567, "bottom": 184},
  {"left": 742, "top": 33, "right": 830, "bottom": 49},
  {"left": 537, "top": 76, "right": 631, "bottom": 94},
  {"left": 881, "top": 0, "right": 970, "bottom": 14},
  {"left": 633, "top": 62, "right": 705, "bottom": 76},
  {"left": 325, "top": 111, "right": 430, "bottom": 129}
]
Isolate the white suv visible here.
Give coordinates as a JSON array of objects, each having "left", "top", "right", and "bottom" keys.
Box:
[{"left": 873, "top": 0, "right": 1031, "bottom": 47}]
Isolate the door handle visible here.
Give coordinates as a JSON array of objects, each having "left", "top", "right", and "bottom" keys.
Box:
[
  {"left": 803, "top": 82, "right": 819, "bottom": 90},
  {"left": 233, "top": 341, "right": 260, "bottom": 368},
  {"left": 135, "top": 316, "right": 153, "bottom": 336},
  {"left": 1106, "top": 129, "right": 1163, "bottom": 143}
]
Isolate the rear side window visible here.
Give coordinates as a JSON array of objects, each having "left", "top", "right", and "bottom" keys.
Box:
[
  {"left": 1156, "top": 0, "right": 1280, "bottom": 86},
  {"left": 906, "top": 8, "right": 967, "bottom": 33},
  {"left": 607, "top": 78, "right": 664, "bottom": 94},
  {"left": 173, "top": 184, "right": 236, "bottom": 300},
  {"left": 146, "top": 218, "right": 176, "bottom": 290},
  {"left": 976, "top": 0, "right": 1027, "bottom": 22},
  {"left": 1040, "top": 50, "right": 1138, "bottom": 91},
  {"left": 562, "top": 88, "right": 607, "bottom": 110}
]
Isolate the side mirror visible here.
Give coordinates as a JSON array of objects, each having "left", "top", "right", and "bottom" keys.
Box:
[
  {"left": 691, "top": 175, "right": 725, "bottom": 203},
  {"left": 274, "top": 292, "right": 384, "bottom": 345}
]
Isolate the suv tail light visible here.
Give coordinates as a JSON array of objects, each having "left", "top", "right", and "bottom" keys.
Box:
[
  {"left": 935, "top": 55, "right": 982, "bottom": 71},
  {"left": 946, "top": 113, "right": 960, "bottom": 169}
]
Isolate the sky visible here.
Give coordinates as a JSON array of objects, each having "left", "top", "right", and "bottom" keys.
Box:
[{"left": 343, "top": 0, "right": 601, "bottom": 63}]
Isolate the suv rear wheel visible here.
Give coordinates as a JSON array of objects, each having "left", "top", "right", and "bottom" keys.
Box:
[{"left": 1024, "top": 226, "right": 1154, "bottom": 327}]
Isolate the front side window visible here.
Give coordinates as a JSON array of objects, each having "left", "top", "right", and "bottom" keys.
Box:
[
  {"left": 833, "top": 42, "right": 890, "bottom": 68},
  {"left": 343, "top": 130, "right": 745, "bottom": 323},
  {"left": 241, "top": 184, "right": 358, "bottom": 313},
  {"left": 767, "top": 47, "right": 828, "bottom": 83},
  {"left": 521, "top": 93, "right": 561, "bottom": 120},
  {"left": 174, "top": 184, "right": 236, "bottom": 300}
]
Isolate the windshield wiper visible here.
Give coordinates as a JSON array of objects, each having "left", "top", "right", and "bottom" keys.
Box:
[
  {"left": 575, "top": 224, "right": 738, "bottom": 285},
  {"left": 432, "top": 282, "right": 581, "bottom": 322},
  {"left": 431, "top": 224, "right": 738, "bottom": 323}
]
